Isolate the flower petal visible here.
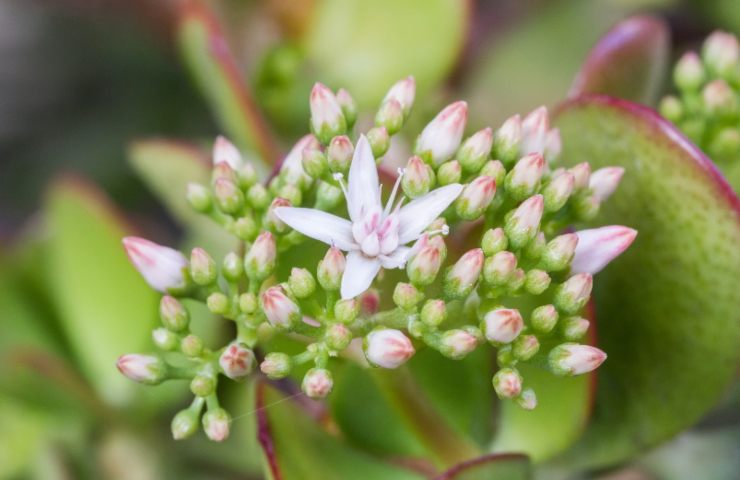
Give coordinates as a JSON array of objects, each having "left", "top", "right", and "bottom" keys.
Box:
[
  {"left": 341, "top": 251, "right": 382, "bottom": 299},
  {"left": 571, "top": 225, "right": 637, "bottom": 274},
  {"left": 347, "top": 135, "right": 381, "bottom": 222},
  {"left": 398, "top": 183, "right": 464, "bottom": 244},
  {"left": 274, "top": 207, "right": 355, "bottom": 251},
  {"left": 380, "top": 246, "right": 411, "bottom": 269}
]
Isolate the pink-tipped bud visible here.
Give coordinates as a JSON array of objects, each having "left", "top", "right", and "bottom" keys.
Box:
[
  {"left": 482, "top": 308, "right": 524, "bottom": 344},
  {"left": 543, "top": 171, "right": 575, "bottom": 212},
  {"left": 265, "top": 197, "right": 291, "bottom": 233},
  {"left": 219, "top": 342, "right": 255, "bottom": 380},
  {"left": 554, "top": 273, "right": 593, "bottom": 314},
  {"left": 415, "top": 101, "right": 468, "bottom": 165},
  {"left": 203, "top": 408, "right": 231, "bottom": 442},
  {"left": 703, "top": 30, "right": 739, "bottom": 76},
  {"left": 544, "top": 128, "right": 561, "bottom": 162},
  {"left": 572, "top": 226, "right": 637, "bottom": 274},
  {"left": 117, "top": 354, "right": 167, "bottom": 385},
  {"left": 493, "top": 114, "right": 522, "bottom": 163},
  {"left": 317, "top": 247, "right": 346, "bottom": 291},
  {"left": 504, "top": 195, "right": 544, "bottom": 249},
  {"left": 260, "top": 352, "right": 292, "bottom": 379},
  {"left": 703, "top": 79, "right": 736, "bottom": 115},
  {"left": 402, "top": 156, "right": 434, "bottom": 198},
  {"left": 302, "top": 368, "right": 333, "bottom": 399},
  {"left": 364, "top": 328, "right": 415, "bottom": 369},
  {"left": 190, "top": 247, "right": 217, "bottom": 286},
  {"left": 483, "top": 251, "right": 517, "bottom": 286},
  {"left": 327, "top": 135, "right": 354, "bottom": 173},
  {"left": 506, "top": 153, "right": 545, "bottom": 199},
  {"left": 336, "top": 88, "right": 357, "bottom": 127},
  {"left": 440, "top": 329, "right": 479, "bottom": 360},
  {"left": 420, "top": 299, "right": 447, "bottom": 327},
  {"left": 382, "top": 76, "right": 416, "bottom": 117},
  {"left": 310, "top": 83, "right": 346, "bottom": 143},
  {"left": 261, "top": 286, "right": 300, "bottom": 328},
  {"left": 549, "top": 343, "right": 606, "bottom": 376},
  {"left": 674, "top": 52, "right": 706, "bottom": 91},
  {"left": 244, "top": 232, "right": 276, "bottom": 280},
  {"left": 213, "top": 135, "right": 242, "bottom": 169},
  {"left": 458, "top": 127, "right": 494, "bottom": 173},
  {"left": 493, "top": 367, "right": 522, "bottom": 399},
  {"left": 375, "top": 98, "right": 404, "bottom": 135},
  {"left": 122, "top": 237, "right": 188, "bottom": 293},
  {"left": 444, "top": 248, "right": 484, "bottom": 298},
  {"left": 437, "top": 160, "right": 462, "bottom": 185},
  {"left": 455, "top": 176, "right": 496, "bottom": 220},
  {"left": 521, "top": 106, "right": 549, "bottom": 155},
  {"left": 541, "top": 233, "right": 579, "bottom": 271},
  {"left": 589, "top": 167, "right": 624, "bottom": 202},
  {"left": 280, "top": 134, "right": 320, "bottom": 186},
  {"left": 407, "top": 245, "right": 443, "bottom": 286},
  {"left": 213, "top": 178, "right": 244, "bottom": 214},
  {"left": 516, "top": 388, "right": 537, "bottom": 410},
  {"left": 160, "top": 296, "right": 189, "bottom": 332},
  {"left": 569, "top": 162, "right": 591, "bottom": 190}
]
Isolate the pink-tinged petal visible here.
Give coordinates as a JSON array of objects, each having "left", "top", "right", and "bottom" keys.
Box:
[
  {"left": 273, "top": 207, "right": 355, "bottom": 251},
  {"left": 122, "top": 237, "right": 188, "bottom": 292},
  {"left": 572, "top": 226, "right": 638, "bottom": 274},
  {"left": 398, "top": 184, "right": 464, "bottom": 244},
  {"left": 341, "top": 251, "right": 382, "bottom": 299},
  {"left": 379, "top": 246, "right": 411, "bottom": 269},
  {"left": 347, "top": 135, "right": 381, "bottom": 222},
  {"left": 213, "top": 135, "right": 242, "bottom": 169}
]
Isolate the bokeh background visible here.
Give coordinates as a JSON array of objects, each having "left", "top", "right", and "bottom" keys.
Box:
[{"left": 1, "top": 1, "right": 739, "bottom": 479}]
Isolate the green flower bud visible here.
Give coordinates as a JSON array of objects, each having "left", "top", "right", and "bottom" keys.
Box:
[
  {"left": 318, "top": 247, "right": 345, "bottom": 291},
  {"left": 703, "top": 79, "right": 737, "bottom": 117},
  {"left": 543, "top": 171, "right": 575, "bottom": 212},
  {"left": 437, "top": 160, "right": 462, "bottom": 185},
  {"left": 554, "top": 273, "right": 593, "bottom": 314},
  {"left": 190, "top": 248, "right": 217, "bottom": 286},
  {"left": 540, "top": 233, "right": 578, "bottom": 271},
  {"left": 702, "top": 30, "right": 739, "bottom": 78},
  {"left": 181, "top": 334, "right": 205, "bottom": 358},
  {"left": 525, "top": 269, "right": 551, "bottom": 295},
  {"left": 213, "top": 178, "right": 244, "bottom": 214},
  {"left": 493, "top": 114, "right": 522, "bottom": 164},
  {"left": 202, "top": 407, "right": 231, "bottom": 442},
  {"left": 439, "top": 328, "right": 479, "bottom": 359},
  {"left": 160, "top": 295, "right": 189, "bottom": 332},
  {"left": 659, "top": 95, "right": 683, "bottom": 123},
  {"left": 171, "top": 407, "right": 200, "bottom": 440},
  {"left": 222, "top": 252, "right": 243, "bottom": 281},
  {"left": 531, "top": 304, "right": 559, "bottom": 333},
  {"left": 244, "top": 232, "right": 277, "bottom": 281},
  {"left": 327, "top": 135, "right": 354, "bottom": 173},
  {"left": 315, "top": 181, "right": 344, "bottom": 210},
  {"left": 512, "top": 334, "right": 540, "bottom": 361},
  {"left": 260, "top": 352, "right": 292, "bottom": 379},
  {"left": 302, "top": 148, "right": 328, "bottom": 179},
  {"left": 333, "top": 298, "right": 359, "bottom": 324},
  {"left": 505, "top": 153, "right": 545, "bottom": 200},
  {"left": 186, "top": 183, "right": 211, "bottom": 212},
  {"left": 711, "top": 127, "right": 740, "bottom": 159},
  {"left": 481, "top": 227, "right": 508, "bottom": 256},
  {"left": 393, "top": 283, "right": 422, "bottom": 310},
  {"left": 458, "top": 128, "right": 493, "bottom": 173},
  {"left": 483, "top": 251, "right": 517, "bottom": 286},
  {"left": 117, "top": 353, "right": 168, "bottom": 385},
  {"left": 444, "top": 249, "right": 484, "bottom": 299},
  {"left": 238, "top": 162, "right": 258, "bottom": 189},
  {"left": 190, "top": 373, "right": 216, "bottom": 397},
  {"left": 212, "top": 161, "right": 238, "bottom": 184},
  {"left": 207, "top": 292, "right": 230, "bottom": 315},
  {"left": 152, "top": 327, "right": 178, "bottom": 351},
  {"left": 516, "top": 388, "right": 537, "bottom": 410},
  {"left": 674, "top": 52, "right": 706, "bottom": 91},
  {"left": 325, "top": 323, "right": 353, "bottom": 351},
  {"left": 375, "top": 98, "right": 404, "bottom": 134},
  {"left": 523, "top": 232, "right": 546, "bottom": 260},
  {"left": 548, "top": 343, "right": 606, "bottom": 376},
  {"left": 496, "top": 344, "right": 515, "bottom": 366},
  {"left": 420, "top": 299, "right": 447, "bottom": 327},
  {"left": 504, "top": 195, "right": 544, "bottom": 250},
  {"left": 402, "top": 156, "right": 434, "bottom": 198},
  {"left": 336, "top": 88, "right": 357, "bottom": 128},
  {"left": 234, "top": 216, "right": 258, "bottom": 241},
  {"left": 407, "top": 244, "right": 443, "bottom": 286},
  {"left": 480, "top": 160, "right": 506, "bottom": 187},
  {"left": 569, "top": 163, "right": 591, "bottom": 191},
  {"left": 278, "top": 184, "right": 301, "bottom": 206},
  {"left": 492, "top": 367, "right": 522, "bottom": 399},
  {"left": 367, "top": 126, "right": 390, "bottom": 158},
  {"left": 246, "top": 183, "right": 270, "bottom": 210},
  {"left": 288, "top": 267, "right": 316, "bottom": 298},
  {"left": 455, "top": 176, "right": 496, "bottom": 220},
  {"left": 302, "top": 368, "right": 334, "bottom": 399},
  {"left": 561, "top": 316, "right": 590, "bottom": 341},
  {"left": 239, "top": 292, "right": 258, "bottom": 314},
  {"left": 310, "top": 83, "right": 347, "bottom": 144},
  {"left": 573, "top": 194, "right": 600, "bottom": 221}
]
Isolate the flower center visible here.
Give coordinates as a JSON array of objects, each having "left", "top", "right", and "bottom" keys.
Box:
[{"left": 352, "top": 208, "right": 400, "bottom": 257}]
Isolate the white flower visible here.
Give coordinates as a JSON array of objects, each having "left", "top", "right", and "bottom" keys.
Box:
[{"left": 275, "top": 135, "right": 463, "bottom": 299}]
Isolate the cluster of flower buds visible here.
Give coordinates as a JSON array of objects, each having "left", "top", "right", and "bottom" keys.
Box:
[
  {"left": 118, "top": 77, "right": 636, "bottom": 441},
  {"left": 660, "top": 30, "right": 740, "bottom": 165}
]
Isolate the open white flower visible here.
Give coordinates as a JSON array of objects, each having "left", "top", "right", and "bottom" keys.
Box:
[{"left": 275, "top": 135, "right": 463, "bottom": 299}]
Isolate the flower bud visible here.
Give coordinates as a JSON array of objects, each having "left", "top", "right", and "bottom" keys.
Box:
[
  {"left": 234, "top": 216, "right": 258, "bottom": 241},
  {"left": 516, "top": 388, "right": 537, "bottom": 410},
  {"left": 437, "top": 160, "right": 462, "bottom": 185},
  {"left": 367, "top": 126, "right": 390, "bottom": 157},
  {"left": 659, "top": 95, "right": 683, "bottom": 123},
  {"left": 572, "top": 226, "right": 637, "bottom": 275},
  {"left": 520, "top": 106, "right": 549, "bottom": 155},
  {"left": 493, "top": 367, "right": 522, "bottom": 399},
  {"left": 181, "top": 334, "right": 205, "bottom": 358},
  {"left": 375, "top": 98, "right": 404, "bottom": 135},
  {"left": 569, "top": 162, "right": 591, "bottom": 190},
  {"left": 260, "top": 352, "right": 292, "bottom": 379},
  {"left": 410, "top": 233, "right": 448, "bottom": 263},
  {"left": 160, "top": 296, "right": 189, "bottom": 332},
  {"left": 315, "top": 181, "right": 343, "bottom": 210},
  {"left": 482, "top": 308, "right": 523, "bottom": 344},
  {"left": 483, "top": 251, "right": 517, "bottom": 286},
  {"left": 280, "top": 134, "right": 319, "bottom": 187},
  {"left": 288, "top": 267, "right": 316, "bottom": 299},
  {"left": 481, "top": 227, "right": 508, "bottom": 256},
  {"left": 420, "top": 299, "right": 447, "bottom": 327},
  {"left": 244, "top": 232, "right": 276, "bottom": 280},
  {"left": 444, "top": 248, "right": 484, "bottom": 298},
  {"left": 207, "top": 292, "right": 230, "bottom": 316},
  {"left": 239, "top": 292, "right": 258, "bottom": 314},
  {"left": 171, "top": 407, "right": 200, "bottom": 440},
  {"left": 187, "top": 183, "right": 212, "bottom": 212},
  {"left": 512, "top": 334, "right": 540, "bottom": 361},
  {"left": 152, "top": 327, "right": 178, "bottom": 351},
  {"left": 219, "top": 342, "right": 255, "bottom": 380},
  {"left": 455, "top": 176, "right": 496, "bottom": 220},
  {"left": 407, "top": 245, "right": 443, "bottom": 286},
  {"left": 703, "top": 79, "right": 737, "bottom": 117},
  {"left": 317, "top": 247, "right": 345, "bottom": 291},
  {"left": 213, "top": 136, "right": 242, "bottom": 170},
  {"left": 415, "top": 101, "right": 468, "bottom": 166},
  {"left": 238, "top": 162, "right": 257, "bottom": 189},
  {"left": 382, "top": 76, "right": 416, "bottom": 118},
  {"left": 302, "top": 368, "right": 334, "bottom": 399},
  {"left": 702, "top": 30, "right": 739, "bottom": 77},
  {"left": 458, "top": 128, "right": 493, "bottom": 173},
  {"left": 393, "top": 283, "right": 422, "bottom": 310},
  {"left": 336, "top": 88, "right": 357, "bottom": 127},
  {"left": 554, "top": 273, "right": 593, "bottom": 314},
  {"left": 222, "top": 252, "right": 243, "bottom": 282},
  {"left": 325, "top": 323, "right": 352, "bottom": 351},
  {"left": 711, "top": 127, "right": 740, "bottom": 158},
  {"left": 212, "top": 161, "right": 238, "bottom": 184},
  {"left": 504, "top": 195, "right": 544, "bottom": 249},
  {"left": 480, "top": 160, "right": 506, "bottom": 185},
  {"left": 507, "top": 268, "right": 526, "bottom": 293},
  {"left": 123, "top": 237, "right": 188, "bottom": 293},
  {"left": 493, "top": 114, "right": 522, "bottom": 164},
  {"left": 264, "top": 198, "right": 292, "bottom": 233},
  {"left": 309, "top": 83, "right": 346, "bottom": 144},
  {"left": 247, "top": 183, "right": 270, "bottom": 210},
  {"left": 402, "top": 156, "right": 434, "bottom": 198},
  {"left": 523, "top": 232, "right": 546, "bottom": 261},
  {"left": 543, "top": 171, "right": 575, "bottom": 212},
  {"left": 117, "top": 354, "right": 167, "bottom": 385},
  {"left": 189, "top": 247, "right": 216, "bottom": 285},
  {"left": 525, "top": 269, "right": 551, "bottom": 295},
  {"left": 327, "top": 135, "right": 354, "bottom": 173},
  {"left": 589, "top": 167, "right": 624, "bottom": 203},
  {"left": 573, "top": 194, "right": 600, "bottom": 221},
  {"left": 359, "top": 290, "right": 380, "bottom": 315},
  {"left": 302, "top": 148, "right": 328, "bottom": 179},
  {"left": 544, "top": 128, "right": 561, "bottom": 162},
  {"left": 531, "top": 304, "right": 558, "bottom": 333},
  {"left": 364, "top": 329, "right": 415, "bottom": 369},
  {"left": 203, "top": 408, "right": 231, "bottom": 442},
  {"left": 540, "top": 233, "right": 578, "bottom": 271},
  {"left": 674, "top": 52, "right": 706, "bottom": 91},
  {"left": 561, "top": 316, "right": 590, "bottom": 341},
  {"left": 213, "top": 178, "right": 244, "bottom": 214},
  {"left": 261, "top": 286, "right": 300, "bottom": 329},
  {"left": 505, "top": 153, "right": 545, "bottom": 200},
  {"left": 549, "top": 343, "right": 606, "bottom": 376},
  {"left": 440, "top": 329, "right": 479, "bottom": 360}
]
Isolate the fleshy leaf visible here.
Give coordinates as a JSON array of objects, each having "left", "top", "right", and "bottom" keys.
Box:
[
  {"left": 553, "top": 95, "right": 740, "bottom": 468},
  {"left": 569, "top": 15, "right": 670, "bottom": 105},
  {"left": 434, "top": 453, "right": 531, "bottom": 480}
]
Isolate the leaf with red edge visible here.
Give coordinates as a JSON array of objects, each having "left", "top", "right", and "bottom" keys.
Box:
[
  {"left": 434, "top": 453, "right": 531, "bottom": 480},
  {"left": 569, "top": 15, "right": 670, "bottom": 105}
]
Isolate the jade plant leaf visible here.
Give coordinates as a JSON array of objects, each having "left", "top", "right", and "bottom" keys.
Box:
[
  {"left": 553, "top": 96, "right": 740, "bottom": 468},
  {"left": 569, "top": 15, "right": 670, "bottom": 106},
  {"left": 434, "top": 453, "right": 531, "bottom": 480}
]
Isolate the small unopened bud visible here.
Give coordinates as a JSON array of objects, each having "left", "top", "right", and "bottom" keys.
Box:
[
  {"left": 574, "top": 194, "right": 601, "bottom": 221},
  {"left": 302, "top": 148, "right": 328, "bottom": 179},
  {"left": 187, "top": 183, "right": 212, "bottom": 212},
  {"left": 375, "top": 99, "right": 404, "bottom": 135},
  {"left": 504, "top": 195, "right": 544, "bottom": 249},
  {"left": 572, "top": 226, "right": 637, "bottom": 275},
  {"left": 152, "top": 327, "right": 178, "bottom": 351},
  {"left": 711, "top": 127, "right": 740, "bottom": 158},
  {"left": 160, "top": 296, "right": 189, "bottom": 332},
  {"left": 516, "top": 388, "right": 537, "bottom": 410},
  {"left": 543, "top": 171, "right": 575, "bottom": 212},
  {"left": 512, "top": 334, "right": 540, "bottom": 361},
  {"left": 482, "top": 308, "right": 523, "bottom": 344},
  {"left": 703, "top": 79, "right": 737, "bottom": 117},
  {"left": 493, "top": 114, "right": 522, "bottom": 164},
  {"left": 265, "top": 198, "right": 291, "bottom": 233},
  {"left": 523, "top": 232, "right": 546, "bottom": 260},
  {"left": 589, "top": 167, "right": 625, "bottom": 203},
  {"left": 481, "top": 227, "right": 508, "bottom": 256},
  {"left": 213, "top": 178, "right": 244, "bottom": 214},
  {"left": 507, "top": 268, "right": 526, "bottom": 293},
  {"left": 505, "top": 153, "right": 545, "bottom": 200},
  {"left": 334, "top": 298, "right": 360, "bottom": 323},
  {"left": 239, "top": 292, "right": 258, "bottom": 314},
  {"left": 382, "top": 76, "right": 416, "bottom": 118},
  {"left": 288, "top": 267, "right": 316, "bottom": 298},
  {"left": 222, "top": 252, "right": 243, "bottom": 281},
  {"left": 554, "top": 273, "right": 593, "bottom": 314},
  {"left": 480, "top": 160, "right": 506, "bottom": 186},
  {"left": 203, "top": 408, "right": 231, "bottom": 442},
  {"left": 549, "top": 343, "right": 606, "bottom": 376},
  {"left": 659, "top": 95, "right": 684, "bottom": 123},
  {"left": 407, "top": 245, "right": 443, "bottom": 286},
  {"left": 117, "top": 354, "right": 167, "bottom": 385},
  {"left": 234, "top": 216, "right": 258, "bottom": 241},
  {"left": 327, "top": 135, "right": 354, "bottom": 173},
  {"left": 420, "top": 299, "right": 447, "bottom": 327},
  {"left": 531, "top": 304, "right": 558, "bottom": 333},
  {"left": 280, "top": 134, "right": 320, "bottom": 187},
  {"left": 520, "top": 106, "right": 549, "bottom": 155},
  {"left": 260, "top": 352, "right": 292, "bottom": 379},
  {"left": 207, "top": 291, "right": 230, "bottom": 315},
  {"left": 444, "top": 248, "right": 484, "bottom": 298},
  {"left": 458, "top": 128, "right": 493, "bottom": 173},
  {"left": 544, "top": 128, "right": 561, "bottom": 162},
  {"left": 367, "top": 126, "right": 390, "bottom": 157},
  {"left": 261, "top": 286, "right": 300, "bottom": 329},
  {"left": 181, "top": 334, "right": 205, "bottom": 358},
  {"left": 336, "top": 88, "right": 357, "bottom": 127},
  {"left": 493, "top": 367, "right": 522, "bottom": 399},
  {"left": 318, "top": 247, "right": 346, "bottom": 290},
  {"left": 364, "top": 329, "right": 415, "bottom": 369},
  {"left": 455, "top": 176, "right": 496, "bottom": 220},
  {"left": 541, "top": 233, "right": 578, "bottom": 271},
  {"left": 325, "top": 323, "right": 352, "bottom": 351},
  {"left": 238, "top": 163, "right": 257, "bottom": 189},
  {"left": 171, "top": 407, "right": 200, "bottom": 440},
  {"left": 483, "top": 251, "right": 517, "bottom": 286},
  {"left": 525, "top": 269, "right": 551, "bottom": 295},
  {"left": 247, "top": 183, "right": 270, "bottom": 210},
  {"left": 219, "top": 342, "right": 255, "bottom": 380},
  {"left": 302, "top": 368, "right": 333, "bottom": 399},
  {"left": 703, "top": 30, "right": 739, "bottom": 77},
  {"left": 415, "top": 101, "right": 468, "bottom": 166},
  {"left": 440, "top": 329, "right": 479, "bottom": 360},
  {"left": 244, "top": 232, "right": 276, "bottom": 280},
  {"left": 569, "top": 163, "right": 591, "bottom": 190},
  {"left": 315, "top": 181, "right": 343, "bottom": 210},
  {"left": 674, "top": 52, "right": 706, "bottom": 91},
  {"left": 561, "top": 316, "right": 590, "bottom": 341},
  {"left": 212, "top": 161, "right": 238, "bottom": 184},
  {"left": 190, "top": 248, "right": 217, "bottom": 285},
  {"left": 393, "top": 282, "right": 422, "bottom": 310},
  {"left": 402, "top": 156, "right": 434, "bottom": 198},
  {"left": 437, "top": 160, "right": 462, "bottom": 185},
  {"left": 310, "top": 83, "right": 346, "bottom": 144},
  {"left": 213, "top": 136, "right": 242, "bottom": 170},
  {"left": 122, "top": 237, "right": 188, "bottom": 293}
]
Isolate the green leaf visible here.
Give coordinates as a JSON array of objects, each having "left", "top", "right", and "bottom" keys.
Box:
[
  {"left": 553, "top": 96, "right": 740, "bottom": 468},
  {"left": 304, "top": 0, "right": 468, "bottom": 106},
  {"left": 256, "top": 383, "right": 425, "bottom": 480},
  {"left": 569, "top": 15, "right": 670, "bottom": 105},
  {"left": 435, "top": 453, "right": 531, "bottom": 480}
]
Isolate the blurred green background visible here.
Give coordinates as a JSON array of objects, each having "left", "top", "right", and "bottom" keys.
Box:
[{"left": 1, "top": 0, "right": 739, "bottom": 479}]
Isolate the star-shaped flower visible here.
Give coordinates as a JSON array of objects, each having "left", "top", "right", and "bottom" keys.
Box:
[{"left": 275, "top": 135, "right": 463, "bottom": 299}]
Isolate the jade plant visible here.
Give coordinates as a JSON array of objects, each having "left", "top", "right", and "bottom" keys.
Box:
[{"left": 117, "top": 77, "right": 636, "bottom": 442}]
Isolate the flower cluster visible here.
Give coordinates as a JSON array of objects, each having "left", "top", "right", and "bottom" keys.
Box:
[
  {"left": 118, "top": 77, "right": 635, "bottom": 441},
  {"left": 660, "top": 30, "right": 739, "bottom": 165}
]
